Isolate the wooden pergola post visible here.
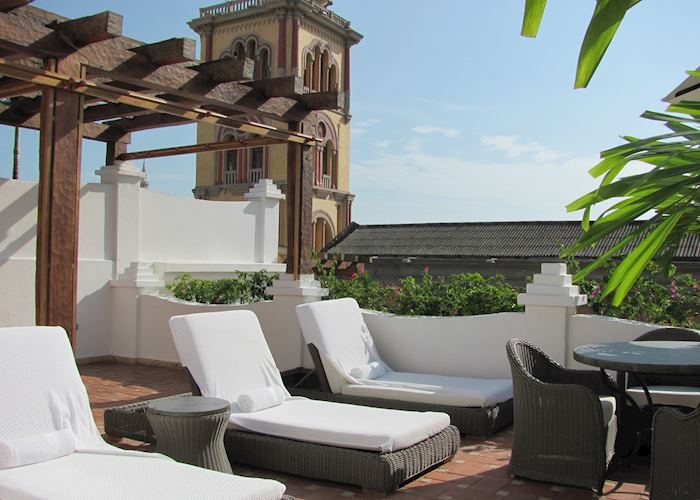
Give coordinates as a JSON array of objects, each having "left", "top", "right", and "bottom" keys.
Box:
[
  {"left": 35, "top": 56, "right": 84, "bottom": 344},
  {"left": 286, "top": 122, "right": 314, "bottom": 278}
]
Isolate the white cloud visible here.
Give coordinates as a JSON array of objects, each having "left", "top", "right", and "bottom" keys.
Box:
[
  {"left": 350, "top": 141, "right": 605, "bottom": 224},
  {"left": 373, "top": 140, "right": 393, "bottom": 149},
  {"left": 412, "top": 126, "right": 461, "bottom": 139},
  {"left": 352, "top": 118, "right": 380, "bottom": 137},
  {"left": 480, "top": 135, "right": 564, "bottom": 163},
  {"left": 417, "top": 98, "right": 472, "bottom": 113}
]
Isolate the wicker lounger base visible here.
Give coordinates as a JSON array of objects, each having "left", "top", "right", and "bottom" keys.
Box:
[
  {"left": 289, "top": 387, "right": 512, "bottom": 437},
  {"left": 226, "top": 426, "right": 459, "bottom": 493},
  {"left": 104, "top": 396, "right": 460, "bottom": 493}
]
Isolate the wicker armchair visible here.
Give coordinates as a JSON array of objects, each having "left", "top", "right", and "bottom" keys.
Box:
[
  {"left": 506, "top": 339, "right": 617, "bottom": 494},
  {"left": 628, "top": 327, "right": 700, "bottom": 408},
  {"left": 650, "top": 406, "right": 700, "bottom": 500}
]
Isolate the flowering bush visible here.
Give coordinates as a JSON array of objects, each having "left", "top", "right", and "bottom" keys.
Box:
[
  {"left": 573, "top": 261, "right": 699, "bottom": 329},
  {"left": 316, "top": 261, "right": 523, "bottom": 316},
  {"left": 167, "top": 271, "right": 278, "bottom": 304}
]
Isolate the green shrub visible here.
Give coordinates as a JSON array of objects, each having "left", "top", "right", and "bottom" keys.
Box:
[
  {"left": 316, "top": 262, "right": 523, "bottom": 316},
  {"left": 167, "top": 271, "right": 279, "bottom": 304},
  {"left": 571, "top": 260, "right": 699, "bottom": 329}
]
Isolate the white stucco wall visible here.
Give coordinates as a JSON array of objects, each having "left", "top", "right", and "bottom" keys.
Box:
[
  {"left": 0, "top": 176, "right": 284, "bottom": 361},
  {"left": 140, "top": 191, "right": 258, "bottom": 264},
  {"left": 137, "top": 295, "right": 304, "bottom": 371}
]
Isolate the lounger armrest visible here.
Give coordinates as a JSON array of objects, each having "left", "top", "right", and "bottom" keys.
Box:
[{"left": 307, "top": 343, "right": 333, "bottom": 393}]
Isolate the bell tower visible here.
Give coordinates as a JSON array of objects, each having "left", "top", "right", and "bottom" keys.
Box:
[{"left": 190, "top": 0, "right": 362, "bottom": 259}]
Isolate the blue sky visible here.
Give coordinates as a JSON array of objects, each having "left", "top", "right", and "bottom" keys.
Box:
[{"left": 1, "top": 0, "right": 698, "bottom": 223}]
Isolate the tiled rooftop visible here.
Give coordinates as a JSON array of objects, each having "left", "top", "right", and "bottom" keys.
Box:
[{"left": 81, "top": 362, "right": 650, "bottom": 499}]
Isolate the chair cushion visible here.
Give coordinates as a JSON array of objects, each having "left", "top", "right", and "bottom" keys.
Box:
[
  {"left": 230, "top": 398, "right": 450, "bottom": 453},
  {"left": 340, "top": 372, "right": 513, "bottom": 408},
  {"left": 599, "top": 396, "right": 617, "bottom": 464},
  {"left": 627, "top": 386, "right": 700, "bottom": 409},
  {"left": 296, "top": 298, "right": 391, "bottom": 392}
]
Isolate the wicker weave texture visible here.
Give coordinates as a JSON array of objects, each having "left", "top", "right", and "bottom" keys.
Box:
[
  {"left": 225, "top": 426, "right": 459, "bottom": 493},
  {"left": 651, "top": 406, "right": 700, "bottom": 500},
  {"left": 105, "top": 397, "right": 460, "bottom": 493},
  {"left": 507, "top": 339, "right": 614, "bottom": 494},
  {"left": 147, "top": 407, "right": 232, "bottom": 473}
]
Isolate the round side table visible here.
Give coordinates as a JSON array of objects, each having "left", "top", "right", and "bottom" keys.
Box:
[{"left": 146, "top": 396, "right": 233, "bottom": 474}]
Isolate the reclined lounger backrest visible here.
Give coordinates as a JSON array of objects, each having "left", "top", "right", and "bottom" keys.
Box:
[
  {"left": 0, "top": 327, "right": 105, "bottom": 449},
  {"left": 169, "top": 310, "right": 290, "bottom": 407},
  {"left": 296, "top": 298, "right": 390, "bottom": 393}
]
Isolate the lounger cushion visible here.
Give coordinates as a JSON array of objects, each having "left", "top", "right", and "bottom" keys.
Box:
[
  {"left": 170, "top": 310, "right": 292, "bottom": 410},
  {"left": 627, "top": 386, "right": 700, "bottom": 408},
  {"left": 296, "top": 298, "right": 391, "bottom": 391},
  {"left": 0, "top": 326, "right": 287, "bottom": 500},
  {"left": 230, "top": 398, "right": 450, "bottom": 453},
  {"left": 170, "top": 310, "right": 451, "bottom": 452},
  {"left": 0, "top": 451, "right": 285, "bottom": 500},
  {"left": 339, "top": 372, "right": 514, "bottom": 408}
]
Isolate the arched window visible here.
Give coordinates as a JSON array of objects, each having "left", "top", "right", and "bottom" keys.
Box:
[
  {"left": 322, "top": 139, "right": 335, "bottom": 189},
  {"left": 224, "top": 149, "right": 238, "bottom": 184},
  {"left": 246, "top": 39, "right": 257, "bottom": 59},
  {"left": 328, "top": 64, "right": 338, "bottom": 91},
  {"left": 321, "top": 50, "right": 330, "bottom": 91},
  {"left": 233, "top": 41, "right": 245, "bottom": 60},
  {"left": 312, "top": 46, "right": 321, "bottom": 91},
  {"left": 249, "top": 147, "right": 264, "bottom": 183},
  {"left": 313, "top": 213, "right": 335, "bottom": 251},
  {"left": 304, "top": 53, "right": 313, "bottom": 89},
  {"left": 258, "top": 47, "right": 270, "bottom": 79}
]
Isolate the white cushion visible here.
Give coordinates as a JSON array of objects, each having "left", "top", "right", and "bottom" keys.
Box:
[
  {"left": 230, "top": 399, "right": 449, "bottom": 453},
  {"left": 296, "top": 298, "right": 391, "bottom": 392},
  {"left": 0, "top": 326, "right": 286, "bottom": 500},
  {"left": 0, "top": 451, "right": 285, "bottom": 500},
  {"left": 0, "top": 429, "right": 75, "bottom": 469},
  {"left": 237, "top": 386, "right": 286, "bottom": 413},
  {"left": 627, "top": 386, "right": 700, "bottom": 408},
  {"left": 350, "top": 361, "right": 386, "bottom": 380},
  {"left": 598, "top": 396, "right": 617, "bottom": 464},
  {"left": 169, "top": 310, "right": 291, "bottom": 410},
  {"left": 341, "top": 372, "right": 513, "bottom": 408}
]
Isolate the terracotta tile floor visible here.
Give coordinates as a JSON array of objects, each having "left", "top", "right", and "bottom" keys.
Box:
[{"left": 80, "top": 362, "right": 651, "bottom": 499}]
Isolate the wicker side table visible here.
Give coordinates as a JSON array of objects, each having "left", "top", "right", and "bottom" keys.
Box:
[{"left": 146, "top": 396, "right": 233, "bottom": 474}]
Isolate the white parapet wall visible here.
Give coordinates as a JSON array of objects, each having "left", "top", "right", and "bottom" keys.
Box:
[{"left": 0, "top": 171, "right": 286, "bottom": 361}]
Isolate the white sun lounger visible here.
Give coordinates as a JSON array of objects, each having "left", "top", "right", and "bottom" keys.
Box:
[
  {"left": 0, "top": 326, "right": 286, "bottom": 500},
  {"left": 295, "top": 298, "right": 514, "bottom": 436},
  {"left": 169, "top": 310, "right": 460, "bottom": 492}
]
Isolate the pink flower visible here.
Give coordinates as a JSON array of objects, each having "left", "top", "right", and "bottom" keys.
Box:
[
  {"left": 590, "top": 287, "right": 600, "bottom": 300},
  {"left": 351, "top": 272, "right": 357, "bottom": 280},
  {"left": 423, "top": 265, "right": 430, "bottom": 274}
]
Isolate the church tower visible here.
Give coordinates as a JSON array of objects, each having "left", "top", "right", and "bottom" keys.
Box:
[{"left": 189, "top": 0, "right": 362, "bottom": 259}]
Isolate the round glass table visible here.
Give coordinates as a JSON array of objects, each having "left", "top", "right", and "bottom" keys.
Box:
[{"left": 574, "top": 341, "right": 700, "bottom": 375}]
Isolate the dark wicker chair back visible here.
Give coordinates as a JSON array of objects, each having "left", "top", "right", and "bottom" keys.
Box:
[
  {"left": 506, "top": 338, "right": 614, "bottom": 495},
  {"left": 634, "top": 327, "right": 700, "bottom": 388},
  {"left": 651, "top": 406, "right": 700, "bottom": 500}
]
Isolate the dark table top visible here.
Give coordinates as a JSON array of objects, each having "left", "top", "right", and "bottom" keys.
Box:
[
  {"left": 574, "top": 341, "right": 700, "bottom": 375},
  {"left": 147, "top": 396, "right": 231, "bottom": 418}
]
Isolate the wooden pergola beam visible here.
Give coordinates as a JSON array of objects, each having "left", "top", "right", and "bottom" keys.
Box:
[
  {"left": 50, "top": 11, "right": 123, "bottom": 46},
  {"left": 83, "top": 102, "right": 151, "bottom": 122},
  {"left": 0, "top": 0, "right": 32, "bottom": 13},
  {"left": 245, "top": 76, "right": 345, "bottom": 110},
  {"left": 193, "top": 57, "right": 254, "bottom": 83},
  {"left": 300, "top": 91, "right": 345, "bottom": 111},
  {"left": 0, "top": 7, "right": 313, "bottom": 122},
  {"left": 117, "top": 136, "right": 284, "bottom": 161},
  {"left": 130, "top": 38, "right": 195, "bottom": 66},
  {"left": 104, "top": 112, "right": 191, "bottom": 132},
  {"left": 0, "top": 101, "right": 128, "bottom": 141},
  {"left": 0, "top": 77, "right": 38, "bottom": 98},
  {"left": 0, "top": 57, "right": 318, "bottom": 145}
]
